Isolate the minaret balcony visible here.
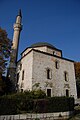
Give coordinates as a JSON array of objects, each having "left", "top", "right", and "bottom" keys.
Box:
[{"left": 13, "top": 23, "right": 22, "bottom": 30}]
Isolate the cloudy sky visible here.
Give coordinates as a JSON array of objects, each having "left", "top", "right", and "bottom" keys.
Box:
[{"left": 0, "top": 0, "right": 80, "bottom": 61}]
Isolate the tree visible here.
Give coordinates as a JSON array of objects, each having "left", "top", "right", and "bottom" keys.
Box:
[
  {"left": 0, "top": 27, "right": 11, "bottom": 77},
  {"left": 0, "top": 27, "right": 11, "bottom": 94},
  {"left": 74, "top": 62, "right": 80, "bottom": 80},
  {"left": 74, "top": 62, "right": 80, "bottom": 98}
]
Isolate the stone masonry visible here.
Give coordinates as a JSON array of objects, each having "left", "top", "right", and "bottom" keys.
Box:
[{"left": 17, "top": 43, "right": 77, "bottom": 99}]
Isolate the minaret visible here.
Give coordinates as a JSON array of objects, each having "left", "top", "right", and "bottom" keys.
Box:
[
  {"left": 12, "top": 9, "right": 22, "bottom": 63},
  {"left": 8, "top": 9, "right": 22, "bottom": 91}
]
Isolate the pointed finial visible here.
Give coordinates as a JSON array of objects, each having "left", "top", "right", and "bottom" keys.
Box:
[{"left": 18, "top": 9, "right": 22, "bottom": 18}]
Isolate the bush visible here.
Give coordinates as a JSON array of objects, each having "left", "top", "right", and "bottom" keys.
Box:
[
  {"left": 30, "top": 89, "right": 46, "bottom": 99},
  {"left": 0, "top": 92, "right": 74, "bottom": 115},
  {"left": 0, "top": 97, "right": 17, "bottom": 115},
  {"left": 33, "top": 97, "right": 74, "bottom": 113}
]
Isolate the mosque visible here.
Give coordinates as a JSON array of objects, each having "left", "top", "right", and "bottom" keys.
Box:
[{"left": 8, "top": 10, "right": 77, "bottom": 99}]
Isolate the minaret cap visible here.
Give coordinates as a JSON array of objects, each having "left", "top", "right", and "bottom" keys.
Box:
[{"left": 18, "top": 9, "right": 22, "bottom": 18}]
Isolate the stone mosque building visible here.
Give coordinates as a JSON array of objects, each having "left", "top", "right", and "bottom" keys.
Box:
[{"left": 8, "top": 10, "right": 77, "bottom": 99}]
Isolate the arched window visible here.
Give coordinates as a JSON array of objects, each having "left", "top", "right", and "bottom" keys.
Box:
[
  {"left": 47, "top": 89, "right": 51, "bottom": 97},
  {"left": 55, "top": 60, "right": 59, "bottom": 69},
  {"left": 21, "top": 89, "right": 23, "bottom": 92},
  {"left": 17, "top": 73, "right": 19, "bottom": 83},
  {"left": 47, "top": 68, "right": 52, "bottom": 79},
  {"left": 22, "top": 70, "right": 24, "bottom": 80},
  {"left": 66, "top": 89, "right": 69, "bottom": 97},
  {"left": 64, "top": 71, "right": 69, "bottom": 81},
  {"left": 20, "top": 63, "right": 22, "bottom": 70}
]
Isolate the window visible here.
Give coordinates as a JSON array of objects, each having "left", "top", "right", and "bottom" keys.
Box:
[
  {"left": 55, "top": 60, "right": 59, "bottom": 69},
  {"left": 20, "top": 63, "right": 22, "bottom": 70},
  {"left": 53, "top": 51, "right": 57, "bottom": 56},
  {"left": 17, "top": 73, "right": 19, "bottom": 83},
  {"left": 47, "top": 69, "right": 50, "bottom": 79},
  {"left": 21, "top": 89, "right": 23, "bottom": 92},
  {"left": 53, "top": 51, "right": 55, "bottom": 55},
  {"left": 47, "top": 89, "right": 51, "bottom": 97},
  {"left": 47, "top": 68, "right": 52, "bottom": 79},
  {"left": 66, "top": 89, "right": 69, "bottom": 97},
  {"left": 64, "top": 71, "right": 69, "bottom": 81},
  {"left": 22, "top": 70, "right": 24, "bottom": 80}
]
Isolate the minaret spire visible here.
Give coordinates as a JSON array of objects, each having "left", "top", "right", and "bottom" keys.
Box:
[
  {"left": 18, "top": 9, "right": 22, "bottom": 18},
  {"left": 8, "top": 10, "right": 22, "bottom": 92}
]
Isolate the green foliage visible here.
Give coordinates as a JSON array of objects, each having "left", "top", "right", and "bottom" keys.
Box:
[
  {"left": 74, "top": 105, "right": 80, "bottom": 115},
  {"left": 33, "top": 97, "right": 74, "bottom": 113},
  {"left": 0, "top": 80, "right": 6, "bottom": 95},
  {"left": 33, "top": 83, "right": 40, "bottom": 88},
  {"left": 74, "top": 62, "right": 80, "bottom": 80},
  {"left": 74, "top": 62, "right": 80, "bottom": 98},
  {"left": 0, "top": 96, "right": 17, "bottom": 115},
  {"left": 0, "top": 76, "right": 7, "bottom": 95},
  {"left": 0, "top": 92, "right": 74, "bottom": 115},
  {"left": 0, "top": 28, "right": 11, "bottom": 94},
  {"left": 0, "top": 27, "right": 11, "bottom": 75},
  {"left": 76, "top": 80, "right": 80, "bottom": 98},
  {"left": 30, "top": 89, "right": 46, "bottom": 99},
  {"left": 19, "top": 89, "right": 46, "bottom": 99},
  {"left": 0, "top": 76, "right": 14, "bottom": 95}
]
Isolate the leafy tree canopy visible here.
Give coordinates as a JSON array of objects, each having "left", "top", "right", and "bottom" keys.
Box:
[
  {"left": 74, "top": 62, "right": 80, "bottom": 98},
  {"left": 0, "top": 27, "right": 11, "bottom": 77},
  {"left": 74, "top": 62, "right": 80, "bottom": 81}
]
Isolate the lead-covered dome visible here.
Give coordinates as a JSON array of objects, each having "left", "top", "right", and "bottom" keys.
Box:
[{"left": 30, "top": 42, "right": 57, "bottom": 49}]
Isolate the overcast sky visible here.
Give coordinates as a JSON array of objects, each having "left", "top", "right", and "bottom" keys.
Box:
[{"left": 0, "top": 0, "right": 80, "bottom": 61}]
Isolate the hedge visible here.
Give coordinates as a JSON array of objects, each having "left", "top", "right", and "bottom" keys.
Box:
[
  {"left": 33, "top": 97, "right": 74, "bottom": 113},
  {"left": 0, "top": 92, "right": 74, "bottom": 115}
]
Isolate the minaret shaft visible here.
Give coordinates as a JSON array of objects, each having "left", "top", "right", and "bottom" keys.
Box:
[
  {"left": 8, "top": 10, "right": 22, "bottom": 91},
  {"left": 11, "top": 10, "right": 22, "bottom": 65},
  {"left": 12, "top": 24, "right": 21, "bottom": 62}
]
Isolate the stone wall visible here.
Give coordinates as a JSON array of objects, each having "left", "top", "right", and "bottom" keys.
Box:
[
  {"left": 32, "top": 50, "right": 77, "bottom": 99},
  {"left": 21, "top": 46, "right": 62, "bottom": 58},
  {"left": 0, "top": 111, "right": 73, "bottom": 120},
  {"left": 17, "top": 51, "right": 33, "bottom": 91},
  {"left": 17, "top": 48, "right": 77, "bottom": 99}
]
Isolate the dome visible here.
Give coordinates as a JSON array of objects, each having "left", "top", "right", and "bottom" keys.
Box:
[{"left": 30, "top": 42, "right": 57, "bottom": 49}]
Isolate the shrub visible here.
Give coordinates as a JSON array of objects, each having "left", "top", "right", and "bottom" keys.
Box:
[
  {"left": 31, "top": 89, "right": 46, "bottom": 99},
  {"left": 32, "top": 97, "right": 74, "bottom": 113},
  {"left": 0, "top": 92, "right": 74, "bottom": 115}
]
